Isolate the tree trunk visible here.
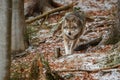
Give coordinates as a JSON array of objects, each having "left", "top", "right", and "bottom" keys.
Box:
[
  {"left": 12, "top": 0, "right": 27, "bottom": 54},
  {"left": 0, "top": 0, "right": 12, "bottom": 79}
]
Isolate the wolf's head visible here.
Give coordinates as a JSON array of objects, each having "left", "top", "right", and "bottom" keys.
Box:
[{"left": 62, "top": 11, "right": 86, "bottom": 39}]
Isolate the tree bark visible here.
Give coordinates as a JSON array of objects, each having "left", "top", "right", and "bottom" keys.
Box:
[
  {"left": 12, "top": 0, "right": 27, "bottom": 54},
  {"left": 0, "top": 0, "right": 12, "bottom": 79}
]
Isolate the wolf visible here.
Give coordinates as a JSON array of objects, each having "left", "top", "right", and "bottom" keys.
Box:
[{"left": 62, "top": 11, "right": 86, "bottom": 55}]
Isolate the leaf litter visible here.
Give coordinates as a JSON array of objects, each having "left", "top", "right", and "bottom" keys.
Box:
[{"left": 11, "top": 0, "right": 120, "bottom": 80}]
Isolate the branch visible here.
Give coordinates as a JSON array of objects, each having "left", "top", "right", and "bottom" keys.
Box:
[
  {"left": 26, "top": 2, "right": 77, "bottom": 24},
  {"left": 74, "top": 36, "right": 102, "bottom": 51},
  {"left": 55, "top": 64, "right": 120, "bottom": 73}
]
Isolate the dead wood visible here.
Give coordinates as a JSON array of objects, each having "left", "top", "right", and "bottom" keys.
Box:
[
  {"left": 11, "top": 51, "right": 29, "bottom": 59},
  {"left": 26, "top": 2, "right": 77, "bottom": 24},
  {"left": 55, "top": 64, "right": 120, "bottom": 73},
  {"left": 74, "top": 36, "right": 102, "bottom": 51},
  {"left": 54, "top": 47, "right": 62, "bottom": 58}
]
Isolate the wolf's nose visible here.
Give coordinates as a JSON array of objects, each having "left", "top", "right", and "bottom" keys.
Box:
[{"left": 68, "top": 32, "right": 71, "bottom": 35}]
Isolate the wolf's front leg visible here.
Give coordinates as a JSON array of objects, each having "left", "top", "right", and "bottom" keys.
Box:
[
  {"left": 70, "top": 39, "right": 77, "bottom": 54},
  {"left": 64, "top": 40, "right": 71, "bottom": 54}
]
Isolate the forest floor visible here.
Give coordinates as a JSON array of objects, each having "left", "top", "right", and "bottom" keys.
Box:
[{"left": 11, "top": 0, "right": 120, "bottom": 80}]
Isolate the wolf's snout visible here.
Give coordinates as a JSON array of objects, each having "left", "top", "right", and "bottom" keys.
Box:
[{"left": 68, "top": 32, "right": 71, "bottom": 35}]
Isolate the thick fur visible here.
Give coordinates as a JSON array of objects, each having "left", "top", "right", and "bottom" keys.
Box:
[{"left": 62, "top": 11, "right": 86, "bottom": 55}]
